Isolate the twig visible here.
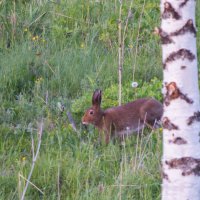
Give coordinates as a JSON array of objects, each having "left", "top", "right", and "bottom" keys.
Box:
[
  {"left": 57, "top": 158, "right": 61, "bottom": 200},
  {"left": 137, "top": 114, "right": 147, "bottom": 170},
  {"left": 133, "top": 119, "right": 141, "bottom": 172},
  {"left": 45, "top": 90, "right": 49, "bottom": 105},
  {"left": 44, "top": 60, "right": 56, "bottom": 75},
  {"left": 111, "top": 183, "right": 160, "bottom": 187},
  {"left": 118, "top": 0, "right": 123, "bottom": 106},
  {"left": 132, "top": 0, "right": 146, "bottom": 81},
  {"left": 137, "top": 130, "right": 154, "bottom": 171},
  {"left": 20, "top": 120, "right": 44, "bottom": 200},
  {"left": 122, "top": 1, "right": 133, "bottom": 60},
  {"left": 49, "top": 11, "right": 93, "bottom": 25},
  {"left": 67, "top": 111, "right": 77, "bottom": 132},
  {"left": 30, "top": 130, "right": 35, "bottom": 160},
  {"left": 118, "top": 0, "right": 133, "bottom": 106},
  {"left": 28, "top": 12, "right": 47, "bottom": 28},
  {"left": 18, "top": 172, "right": 22, "bottom": 199},
  {"left": 56, "top": 132, "right": 62, "bottom": 200},
  {"left": 11, "top": 1, "right": 16, "bottom": 43},
  {"left": 118, "top": 161, "right": 123, "bottom": 200},
  {"left": 19, "top": 174, "right": 44, "bottom": 195}
]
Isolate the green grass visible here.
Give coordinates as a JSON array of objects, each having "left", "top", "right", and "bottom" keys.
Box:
[
  {"left": 0, "top": 126, "right": 162, "bottom": 199},
  {"left": 0, "top": 0, "right": 199, "bottom": 199}
]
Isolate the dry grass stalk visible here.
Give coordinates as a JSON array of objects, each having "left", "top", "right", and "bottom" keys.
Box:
[{"left": 20, "top": 120, "right": 44, "bottom": 200}]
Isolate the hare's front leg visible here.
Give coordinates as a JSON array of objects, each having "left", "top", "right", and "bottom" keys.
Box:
[
  {"left": 98, "top": 131, "right": 110, "bottom": 144},
  {"left": 105, "top": 131, "right": 111, "bottom": 144},
  {"left": 98, "top": 130, "right": 110, "bottom": 144}
]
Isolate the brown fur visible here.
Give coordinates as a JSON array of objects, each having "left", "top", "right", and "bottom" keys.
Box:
[{"left": 82, "top": 90, "right": 163, "bottom": 143}]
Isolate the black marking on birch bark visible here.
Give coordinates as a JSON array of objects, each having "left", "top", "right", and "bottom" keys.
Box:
[
  {"left": 163, "top": 117, "right": 179, "bottom": 130},
  {"left": 179, "top": 0, "right": 189, "bottom": 8},
  {"left": 163, "top": 49, "right": 195, "bottom": 69},
  {"left": 155, "top": 20, "right": 196, "bottom": 45},
  {"left": 171, "top": 19, "right": 196, "bottom": 37},
  {"left": 180, "top": 94, "right": 193, "bottom": 104},
  {"left": 162, "top": 171, "right": 169, "bottom": 181},
  {"left": 199, "top": 132, "right": 200, "bottom": 142},
  {"left": 162, "top": 2, "right": 181, "bottom": 20},
  {"left": 169, "top": 137, "right": 187, "bottom": 145},
  {"left": 181, "top": 65, "right": 187, "bottom": 69},
  {"left": 187, "top": 111, "right": 200, "bottom": 125},
  {"left": 165, "top": 157, "right": 200, "bottom": 176},
  {"left": 154, "top": 27, "right": 174, "bottom": 44},
  {"left": 164, "top": 82, "right": 193, "bottom": 106}
]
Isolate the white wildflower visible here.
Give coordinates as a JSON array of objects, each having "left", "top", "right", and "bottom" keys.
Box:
[{"left": 131, "top": 82, "right": 138, "bottom": 88}]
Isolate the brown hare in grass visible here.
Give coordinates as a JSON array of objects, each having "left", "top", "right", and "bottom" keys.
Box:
[{"left": 82, "top": 89, "right": 163, "bottom": 144}]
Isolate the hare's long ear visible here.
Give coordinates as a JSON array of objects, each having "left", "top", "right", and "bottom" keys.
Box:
[{"left": 92, "top": 89, "right": 102, "bottom": 107}]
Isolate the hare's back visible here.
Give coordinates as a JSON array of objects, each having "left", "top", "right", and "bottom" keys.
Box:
[
  {"left": 104, "top": 98, "right": 152, "bottom": 131},
  {"left": 139, "top": 98, "right": 163, "bottom": 123}
]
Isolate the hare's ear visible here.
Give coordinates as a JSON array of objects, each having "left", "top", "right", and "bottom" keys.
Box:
[{"left": 92, "top": 89, "right": 102, "bottom": 107}]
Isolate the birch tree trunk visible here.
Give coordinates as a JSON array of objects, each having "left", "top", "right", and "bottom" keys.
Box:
[{"left": 158, "top": 0, "right": 200, "bottom": 199}]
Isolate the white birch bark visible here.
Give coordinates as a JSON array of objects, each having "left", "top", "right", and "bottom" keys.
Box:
[{"left": 157, "top": 0, "right": 200, "bottom": 199}]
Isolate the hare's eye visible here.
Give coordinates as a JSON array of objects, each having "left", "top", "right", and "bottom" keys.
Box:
[{"left": 89, "top": 110, "right": 94, "bottom": 115}]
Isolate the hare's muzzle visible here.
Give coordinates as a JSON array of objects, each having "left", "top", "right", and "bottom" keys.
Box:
[
  {"left": 81, "top": 116, "right": 89, "bottom": 125},
  {"left": 82, "top": 121, "right": 89, "bottom": 125}
]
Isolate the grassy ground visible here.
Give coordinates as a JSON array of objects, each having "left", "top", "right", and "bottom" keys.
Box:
[
  {"left": 0, "top": 0, "right": 199, "bottom": 199},
  {"left": 1, "top": 125, "right": 162, "bottom": 200}
]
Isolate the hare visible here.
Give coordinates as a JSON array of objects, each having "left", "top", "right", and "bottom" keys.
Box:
[{"left": 82, "top": 89, "right": 163, "bottom": 143}]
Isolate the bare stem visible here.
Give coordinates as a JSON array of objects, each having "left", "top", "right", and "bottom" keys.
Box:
[
  {"left": 132, "top": 0, "right": 146, "bottom": 81},
  {"left": 30, "top": 130, "right": 35, "bottom": 160},
  {"left": 20, "top": 120, "right": 44, "bottom": 200},
  {"left": 56, "top": 132, "right": 62, "bottom": 200},
  {"left": 45, "top": 90, "right": 49, "bottom": 105},
  {"left": 19, "top": 174, "right": 44, "bottom": 195},
  {"left": 118, "top": 0, "right": 123, "bottom": 106},
  {"left": 67, "top": 111, "right": 77, "bottom": 132},
  {"left": 118, "top": 161, "right": 123, "bottom": 200},
  {"left": 122, "top": 2, "right": 133, "bottom": 54},
  {"left": 118, "top": 0, "right": 133, "bottom": 106}
]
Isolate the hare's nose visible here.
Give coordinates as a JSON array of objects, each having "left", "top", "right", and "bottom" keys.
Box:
[
  {"left": 82, "top": 121, "right": 89, "bottom": 125},
  {"left": 81, "top": 116, "right": 88, "bottom": 125}
]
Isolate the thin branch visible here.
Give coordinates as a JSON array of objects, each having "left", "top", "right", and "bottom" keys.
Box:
[
  {"left": 20, "top": 120, "right": 44, "bottom": 200},
  {"left": 132, "top": 0, "right": 146, "bottom": 81},
  {"left": 118, "top": 0, "right": 133, "bottom": 106},
  {"left": 67, "top": 111, "right": 77, "bottom": 132},
  {"left": 118, "top": 0, "right": 123, "bottom": 106},
  {"left": 118, "top": 161, "right": 123, "bottom": 200},
  {"left": 44, "top": 60, "right": 56, "bottom": 75},
  {"left": 49, "top": 11, "right": 93, "bottom": 25},
  {"left": 30, "top": 130, "right": 35, "bottom": 160},
  {"left": 45, "top": 90, "right": 49, "bottom": 105},
  {"left": 133, "top": 119, "right": 142, "bottom": 172},
  {"left": 56, "top": 132, "right": 62, "bottom": 200},
  {"left": 28, "top": 12, "right": 47, "bottom": 28},
  {"left": 19, "top": 174, "right": 44, "bottom": 195},
  {"left": 122, "top": 2, "right": 133, "bottom": 52},
  {"left": 57, "top": 164, "right": 61, "bottom": 200}
]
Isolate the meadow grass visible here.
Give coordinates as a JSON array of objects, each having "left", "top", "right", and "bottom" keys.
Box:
[
  {"left": 0, "top": 0, "right": 199, "bottom": 199},
  {"left": 0, "top": 125, "right": 162, "bottom": 200}
]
